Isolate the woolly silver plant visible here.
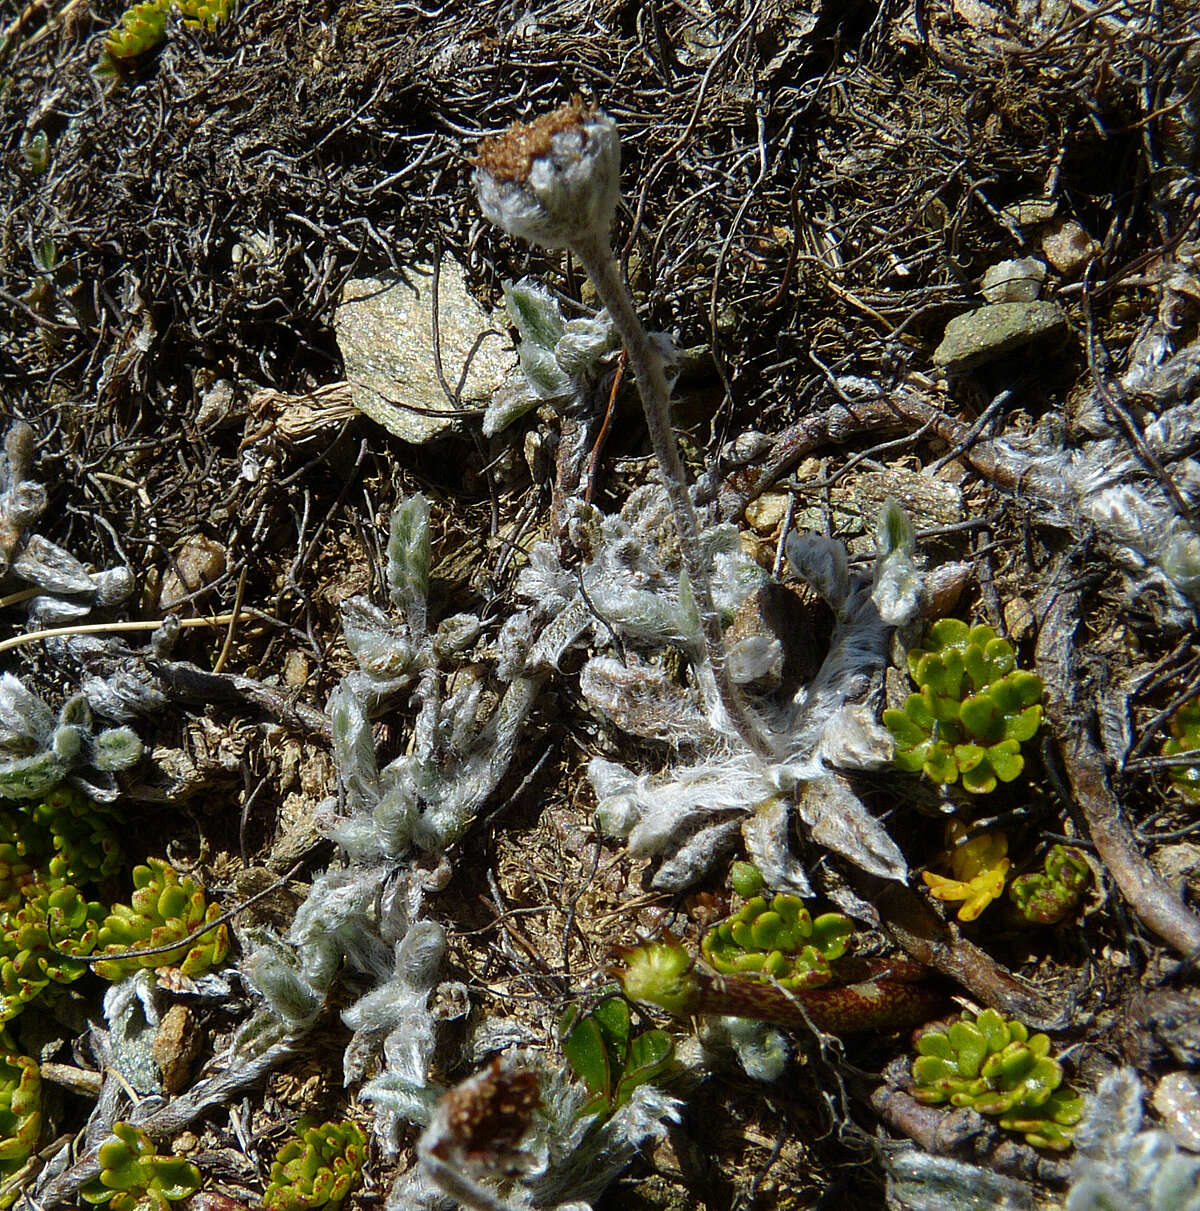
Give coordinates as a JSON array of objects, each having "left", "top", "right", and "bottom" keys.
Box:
[
  {"left": 0, "top": 419, "right": 133, "bottom": 625},
  {"left": 840, "top": 319, "right": 1200, "bottom": 630},
  {"left": 473, "top": 101, "right": 924, "bottom": 897},
  {"left": 242, "top": 494, "right": 601, "bottom": 1153},
  {"left": 549, "top": 497, "right": 920, "bottom": 894},
  {"left": 0, "top": 671, "right": 142, "bottom": 802},
  {"left": 1066, "top": 1068, "right": 1200, "bottom": 1211}
]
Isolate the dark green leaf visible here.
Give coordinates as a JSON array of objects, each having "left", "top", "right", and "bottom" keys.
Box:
[{"left": 562, "top": 1016, "right": 612, "bottom": 1099}]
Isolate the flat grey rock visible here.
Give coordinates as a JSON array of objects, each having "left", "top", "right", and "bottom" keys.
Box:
[
  {"left": 335, "top": 259, "right": 515, "bottom": 444},
  {"left": 933, "top": 300, "right": 1067, "bottom": 373}
]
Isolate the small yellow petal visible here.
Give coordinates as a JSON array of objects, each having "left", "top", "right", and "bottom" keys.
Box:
[{"left": 922, "top": 871, "right": 969, "bottom": 902}]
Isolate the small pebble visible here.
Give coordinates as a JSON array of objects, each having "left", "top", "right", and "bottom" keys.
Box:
[
  {"left": 152, "top": 1003, "right": 201, "bottom": 1095},
  {"left": 1042, "top": 219, "right": 1098, "bottom": 277},
  {"left": 981, "top": 258, "right": 1046, "bottom": 303},
  {"left": 1002, "top": 197, "right": 1059, "bottom": 227},
  {"left": 933, "top": 301, "right": 1068, "bottom": 373},
  {"left": 159, "top": 535, "right": 226, "bottom": 609},
  {"left": 1153, "top": 1071, "right": 1200, "bottom": 1152},
  {"left": 282, "top": 649, "right": 309, "bottom": 688},
  {"left": 744, "top": 492, "right": 788, "bottom": 535}
]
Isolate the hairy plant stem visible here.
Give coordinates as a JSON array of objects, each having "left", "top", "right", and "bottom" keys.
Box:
[{"left": 570, "top": 231, "right": 771, "bottom": 757}]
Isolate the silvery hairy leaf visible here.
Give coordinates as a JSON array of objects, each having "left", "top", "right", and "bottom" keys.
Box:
[
  {"left": 11, "top": 532, "right": 96, "bottom": 594},
  {"left": 329, "top": 681, "right": 381, "bottom": 812},
  {"left": 579, "top": 655, "right": 712, "bottom": 743},
  {"left": 872, "top": 499, "right": 921, "bottom": 626},
  {"left": 0, "top": 671, "right": 54, "bottom": 744},
  {"left": 651, "top": 818, "right": 742, "bottom": 890},
  {"left": 797, "top": 772, "right": 908, "bottom": 882},
  {"left": 885, "top": 1148, "right": 1036, "bottom": 1211},
  {"left": 433, "top": 612, "right": 481, "bottom": 659},
  {"left": 741, "top": 796, "right": 813, "bottom": 896},
  {"left": 92, "top": 725, "right": 144, "bottom": 771},
  {"left": 388, "top": 495, "right": 431, "bottom": 630},
  {"left": 505, "top": 277, "right": 565, "bottom": 352},
  {"left": 555, "top": 309, "right": 617, "bottom": 376},
  {"left": 788, "top": 532, "right": 852, "bottom": 611},
  {"left": 80, "top": 670, "right": 167, "bottom": 721},
  {"left": 241, "top": 931, "right": 327, "bottom": 1032},
  {"left": 342, "top": 597, "right": 416, "bottom": 683},
  {"left": 92, "top": 566, "right": 134, "bottom": 606},
  {"left": 27, "top": 595, "right": 91, "bottom": 626}
]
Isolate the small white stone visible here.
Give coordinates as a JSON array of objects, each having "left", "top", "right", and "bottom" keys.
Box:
[
  {"left": 1042, "top": 219, "right": 1099, "bottom": 277},
  {"left": 980, "top": 257, "right": 1046, "bottom": 302},
  {"left": 1153, "top": 1071, "right": 1200, "bottom": 1152}
]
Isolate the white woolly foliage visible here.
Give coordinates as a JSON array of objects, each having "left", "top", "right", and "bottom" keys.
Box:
[
  {"left": 483, "top": 278, "right": 619, "bottom": 437},
  {"left": 837, "top": 330, "right": 1200, "bottom": 629},
  {"left": 701, "top": 1016, "right": 791, "bottom": 1083},
  {"left": 581, "top": 497, "right": 921, "bottom": 890},
  {"left": 351, "top": 921, "right": 451, "bottom": 1150},
  {"left": 0, "top": 674, "right": 144, "bottom": 802},
  {"left": 326, "top": 494, "right": 550, "bottom": 863},
  {"left": 244, "top": 495, "right": 579, "bottom": 1180},
  {"left": 0, "top": 419, "right": 132, "bottom": 623},
  {"left": 1066, "top": 1068, "right": 1200, "bottom": 1211}
]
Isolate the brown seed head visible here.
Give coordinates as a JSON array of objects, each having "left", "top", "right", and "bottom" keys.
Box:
[
  {"left": 473, "top": 97, "right": 595, "bottom": 184},
  {"left": 432, "top": 1058, "right": 541, "bottom": 1167}
]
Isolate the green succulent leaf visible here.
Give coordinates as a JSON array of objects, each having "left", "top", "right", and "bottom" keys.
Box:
[
  {"left": 1162, "top": 697, "right": 1200, "bottom": 802},
  {"left": 93, "top": 859, "right": 228, "bottom": 981},
  {"left": 82, "top": 1122, "right": 199, "bottom": 1209},
  {"left": 959, "top": 693, "right": 1004, "bottom": 743},
  {"left": 924, "top": 743, "right": 960, "bottom": 784},
  {"left": 882, "top": 707, "right": 927, "bottom": 748},
  {"left": 701, "top": 896, "right": 852, "bottom": 991},
  {"left": 887, "top": 621, "right": 1043, "bottom": 793},
  {"left": 911, "top": 1010, "right": 1079, "bottom": 1150},
  {"left": 729, "top": 862, "right": 766, "bottom": 899},
  {"left": 265, "top": 1119, "right": 367, "bottom": 1211},
  {"left": 985, "top": 740, "right": 1025, "bottom": 783},
  {"left": 960, "top": 762, "right": 1000, "bottom": 794}
]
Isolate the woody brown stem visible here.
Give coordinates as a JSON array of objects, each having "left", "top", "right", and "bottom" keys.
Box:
[
  {"left": 617, "top": 938, "right": 948, "bottom": 1036},
  {"left": 1038, "top": 587, "right": 1200, "bottom": 958}
]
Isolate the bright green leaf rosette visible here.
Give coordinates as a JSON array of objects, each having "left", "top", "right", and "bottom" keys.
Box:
[
  {"left": 103, "top": 0, "right": 169, "bottom": 59},
  {"left": 701, "top": 894, "right": 853, "bottom": 990},
  {"left": 93, "top": 858, "right": 229, "bottom": 981},
  {"left": 264, "top": 1119, "right": 368, "bottom": 1211},
  {"left": 80, "top": 1121, "right": 200, "bottom": 1211},
  {"left": 884, "top": 619, "right": 1044, "bottom": 794},
  {"left": 1, "top": 882, "right": 103, "bottom": 1021},
  {"left": 28, "top": 785, "right": 124, "bottom": 886},
  {"left": 560, "top": 995, "right": 675, "bottom": 1122},
  {"left": 911, "top": 1008, "right": 1083, "bottom": 1151}
]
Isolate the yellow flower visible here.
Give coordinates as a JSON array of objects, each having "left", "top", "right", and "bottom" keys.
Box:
[{"left": 922, "top": 821, "right": 1010, "bottom": 922}]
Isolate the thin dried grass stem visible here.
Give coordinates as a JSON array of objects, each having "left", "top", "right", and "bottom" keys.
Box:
[{"left": 0, "top": 613, "right": 239, "bottom": 655}]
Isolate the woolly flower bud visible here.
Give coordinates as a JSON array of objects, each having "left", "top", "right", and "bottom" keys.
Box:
[{"left": 473, "top": 99, "right": 619, "bottom": 251}]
